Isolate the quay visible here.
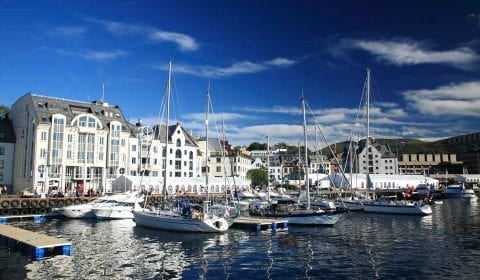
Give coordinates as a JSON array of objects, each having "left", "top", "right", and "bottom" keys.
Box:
[
  {"left": 0, "top": 224, "right": 71, "bottom": 260},
  {"left": 232, "top": 217, "right": 288, "bottom": 232}
]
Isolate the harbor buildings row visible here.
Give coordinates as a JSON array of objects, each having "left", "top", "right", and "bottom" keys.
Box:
[{"left": 1, "top": 93, "right": 253, "bottom": 195}]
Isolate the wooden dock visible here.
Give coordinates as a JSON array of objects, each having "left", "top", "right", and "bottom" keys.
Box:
[
  {"left": 0, "top": 224, "right": 71, "bottom": 260},
  {"left": 232, "top": 217, "right": 288, "bottom": 232}
]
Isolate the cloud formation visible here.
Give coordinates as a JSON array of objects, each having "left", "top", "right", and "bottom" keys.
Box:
[
  {"left": 339, "top": 39, "right": 479, "bottom": 69},
  {"left": 403, "top": 81, "right": 480, "bottom": 116},
  {"left": 55, "top": 49, "right": 128, "bottom": 61},
  {"left": 169, "top": 58, "right": 297, "bottom": 78},
  {"left": 85, "top": 17, "right": 198, "bottom": 51},
  {"left": 50, "top": 26, "right": 87, "bottom": 38}
]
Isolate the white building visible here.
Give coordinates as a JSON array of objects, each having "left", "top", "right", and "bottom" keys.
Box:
[
  {"left": 356, "top": 139, "right": 398, "bottom": 175},
  {"left": 330, "top": 173, "right": 438, "bottom": 190},
  {"left": 9, "top": 93, "right": 202, "bottom": 195}
]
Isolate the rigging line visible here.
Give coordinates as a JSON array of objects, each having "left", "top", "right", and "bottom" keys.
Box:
[
  {"left": 169, "top": 66, "right": 183, "bottom": 124},
  {"left": 304, "top": 100, "right": 352, "bottom": 189}
]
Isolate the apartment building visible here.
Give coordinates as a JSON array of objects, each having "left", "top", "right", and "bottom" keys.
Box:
[
  {"left": 9, "top": 93, "right": 200, "bottom": 195},
  {"left": 398, "top": 153, "right": 462, "bottom": 175}
]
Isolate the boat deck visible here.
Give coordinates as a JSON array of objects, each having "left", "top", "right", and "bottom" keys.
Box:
[
  {"left": 0, "top": 224, "right": 71, "bottom": 260},
  {"left": 232, "top": 216, "right": 288, "bottom": 232}
]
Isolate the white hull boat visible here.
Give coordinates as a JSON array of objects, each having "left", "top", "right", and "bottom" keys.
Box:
[
  {"left": 133, "top": 209, "right": 229, "bottom": 233},
  {"left": 61, "top": 194, "right": 133, "bottom": 219},
  {"left": 362, "top": 199, "right": 432, "bottom": 215}
]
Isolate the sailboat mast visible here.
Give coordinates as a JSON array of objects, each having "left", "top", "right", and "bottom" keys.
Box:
[
  {"left": 366, "top": 68, "right": 371, "bottom": 192},
  {"left": 205, "top": 83, "right": 210, "bottom": 197},
  {"left": 267, "top": 135, "right": 270, "bottom": 202},
  {"left": 163, "top": 60, "right": 172, "bottom": 203},
  {"left": 302, "top": 95, "right": 311, "bottom": 209}
]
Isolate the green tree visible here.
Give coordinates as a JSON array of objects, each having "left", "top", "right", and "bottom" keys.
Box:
[
  {"left": 247, "top": 142, "right": 267, "bottom": 151},
  {"left": 246, "top": 168, "right": 267, "bottom": 187}
]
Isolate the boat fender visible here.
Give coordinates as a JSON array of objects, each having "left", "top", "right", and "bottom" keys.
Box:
[
  {"left": 48, "top": 200, "right": 56, "bottom": 207},
  {"left": 65, "top": 199, "right": 73, "bottom": 206},
  {"left": 1, "top": 200, "right": 10, "bottom": 209},
  {"left": 259, "top": 208, "right": 265, "bottom": 216},
  {"left": 74, "top": 198, "right": 81, "bottom": 205},
  {"left": 39, "top": 200, "right": 47, "bottom": 208},
  {"left": 30, "top": 200, "right": 39, "bottom": 208},
  {"left": 21, "top": 200, "right": 29, "bottom": 208},
  {"left": 11, "top": 200, "right": 20, "bottom": 208}
]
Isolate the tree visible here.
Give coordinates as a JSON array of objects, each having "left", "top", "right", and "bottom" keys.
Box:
[
  {"left": 0, "top": 105, "right": 10, "bottom": 119},
  {"left": 247, "top": 142, "right": 267, "bottom": 151},
  {"left": 246, "top": 168, "right": 267, "bottom": 187}
]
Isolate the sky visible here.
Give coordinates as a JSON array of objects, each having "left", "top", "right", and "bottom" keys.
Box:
[{"left": 1, "top": 0, "right": 480, "bottom": 149}]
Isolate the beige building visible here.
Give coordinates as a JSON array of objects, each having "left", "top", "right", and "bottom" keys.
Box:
[{"left": 398, "top": 153, "right": 462, "bottom": 175}]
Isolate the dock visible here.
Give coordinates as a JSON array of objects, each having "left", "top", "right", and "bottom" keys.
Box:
[
  {"left": 232, "top": 217, "right": 288, "bottom": 232},
  {"left": 0, "top": 224, "right": 71, "bottom": 260},
  {"left": 0, "top": 214, "right": 49, "bottom": 224}
]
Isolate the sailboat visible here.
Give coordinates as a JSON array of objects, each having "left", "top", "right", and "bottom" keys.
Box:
[
  {"left": 132, "top": 61, "right": 229, "bottom": 233},
  {"left": 249, "top": 96, "right": 345, "bottom": 226},
  {"left": 349, "top": 69, "right": 432, "bottom": 216}
]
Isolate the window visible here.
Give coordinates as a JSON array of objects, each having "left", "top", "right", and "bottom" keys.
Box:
[
  {"left": 216, "top": 166, "right": 221, "bottom": 172},
  {"left": 0, "top": 160, "right": 3, "bottom": 169},
  {"left": 176, "top": 139, "right": 181, "bottom": 147},
  {"left": 0, "top": 146, "right": 5, "bottom": 155},
  {"left": 175, "top": 149, "right": 182, "bottom": 159},
  {"left": 132, "top": 145, "right": 137, "bottom": 152},
  {"left": 132, "top": 158, "right": 136, "bottom": 164},
  {"left": 41, "top": 131, "right": 47, "bottom": 141}
]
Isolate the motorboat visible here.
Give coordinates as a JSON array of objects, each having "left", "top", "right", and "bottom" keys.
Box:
[
  {"left": 60, "top": 193, "right": 134, "bottom": 219},
  {"left": 462, "top": 187, "right": 478, "bottom": 201},
  {"left": 93, "top": 195, "right": 143, "bottom": 220},
  {"left": 443, "top": 183, "right": 465, "bottom": 198}
]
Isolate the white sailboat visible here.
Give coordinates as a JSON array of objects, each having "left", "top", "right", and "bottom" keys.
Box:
[
  {"left": 353, "top": 69, "right": 432, "bottom": 216},
  {"left": 132, "top": 61, "right": 228, "bottom": 233},
  {"left": 249, "top": 96, "right": 345, "bottom": 226}
]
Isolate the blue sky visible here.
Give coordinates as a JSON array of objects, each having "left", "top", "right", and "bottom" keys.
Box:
[{"left": 1, "top": 0, "right": 480, "bottom": 148}]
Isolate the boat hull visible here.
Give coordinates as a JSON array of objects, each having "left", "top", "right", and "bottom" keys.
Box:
[
  {"left": 362, "top": 202, "right": 432, "bottom": 215},
  {"left": 250, "top": 210, "right": 344, "bottom": 226},
  {"left": 133, "top": 210, "right": 229, "bottom": 233},
  {"left": 62, "top": 206, "right": 96, "bottom": 219},
  {"left": 93, "top": 207, "right": 134, "bottom": 220}
]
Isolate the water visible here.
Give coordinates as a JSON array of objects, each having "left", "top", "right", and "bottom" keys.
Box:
[{"left": 1, "top": 199, "right": 479, "bottom": 279}]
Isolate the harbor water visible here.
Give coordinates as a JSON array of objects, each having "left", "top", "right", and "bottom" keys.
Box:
[{"left": 1, "top": 199, "right": 479, "bottom": 279}]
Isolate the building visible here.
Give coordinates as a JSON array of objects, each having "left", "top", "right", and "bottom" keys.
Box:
[
  {"left": 398, "top": 153, "right": 463, "bottom": 175},
  {"left": 9, "top": 93, "right": 202, "bottom": 195},
  {"left": 355, "top": 139, "right": 398, "bottom": 175},
  {"left": 445, "top": 132, "right": 480, "bottom": 174},
  {"left": 196, "top": 137, "right": 251, "bottom": 181},
  {"left": 0, "top": 117, "right": 15, "bottom": 193}
]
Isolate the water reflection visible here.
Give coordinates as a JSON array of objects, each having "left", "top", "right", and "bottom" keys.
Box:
[{"left": 1, "top": 199, "right": 479, "bottom": 279}]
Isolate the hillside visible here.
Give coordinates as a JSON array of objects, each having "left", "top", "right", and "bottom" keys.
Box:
[{"left": 321, "top": 138, "right": 448, "bottom": 157}]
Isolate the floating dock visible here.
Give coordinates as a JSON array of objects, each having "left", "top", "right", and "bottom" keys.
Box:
[
  {"left": 232, "top": 217, "right": 288, "bottom": 232},
  {"left": 0, "top": 224, "right": 71, "bottom": 260},
  {"left": 0, "top": 214, "right": 49, "bottom": 224}
]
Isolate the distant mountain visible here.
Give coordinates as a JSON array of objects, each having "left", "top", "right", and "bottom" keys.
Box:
[{"left": 321, "top": 138, "right": 448, "bottom": 158}]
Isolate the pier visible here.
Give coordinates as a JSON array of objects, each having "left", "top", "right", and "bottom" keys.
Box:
[
  {"left": 232, "top": 217, "right": 288, "bottom": 232},
  {"left": 0, "top": 224, "right": 71, "bottom": 260}
]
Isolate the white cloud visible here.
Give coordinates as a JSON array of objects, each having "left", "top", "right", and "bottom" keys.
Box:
[
  {"left": 85, "top": 17, "right": 198, "bottom": 51},
  {"left": 169, "top": 58, "right": 297, "bottom": 78},
  {"left": 403, "top": 81, "right": 480, "bottom": 116},
  {"left": 50, "top": 26, "right": 87, "bottom": 38},
  {"left": 55, "top": 49, "right": 128, "bottom": 61},
  {"left": 340, "top": 39, "right": 479, "bottom": 69}
]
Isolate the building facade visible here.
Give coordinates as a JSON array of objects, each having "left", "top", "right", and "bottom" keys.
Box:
[
  {"left": 0, "top": 117, "right": 15, "bottom": 193},
  {"left": 9, "top": 93, "right": 202, "bottom": 195},
  {"left": 398, "top": 153, "right": 462, "bottom": 175}
]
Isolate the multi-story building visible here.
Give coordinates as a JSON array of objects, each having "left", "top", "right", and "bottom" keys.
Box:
[
  {"left": 197, "top": 137, "right": 251, "bottom": 181},
  {"left": 9, "top": 93, "right": 201, "bottom": 195},
  {"left": 355, "top": 138, "right": 398, "bottom": 175},
  {"left": 398, "top": 153, "right": 462, "bottom": 175},
  {"left": 0, "top": 117, "right": 15, "bottom": 193},
  {"left": 445, "top": 132, "right": 480, "bottom": 173}
]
